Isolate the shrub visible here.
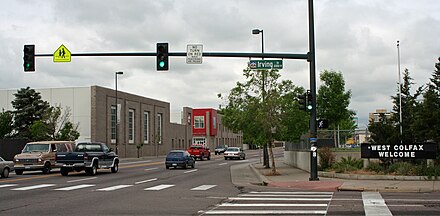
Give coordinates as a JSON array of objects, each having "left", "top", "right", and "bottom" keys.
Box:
[
  {"left": 332, "top": 156, "right": 363, "bottom": 173},
  {"left": 388, "top": 162, "right": 415, "bottom": 175},
  {"left": 366, "top": 162, "right": 383, "bottom": 173},
  {"left": 318, "top": 147, "right": 335, "bottom": 171}
]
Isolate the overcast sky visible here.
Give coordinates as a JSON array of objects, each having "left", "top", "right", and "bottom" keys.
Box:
[{"left": 1, "top": 0, "right": 439, "bottom": 128}]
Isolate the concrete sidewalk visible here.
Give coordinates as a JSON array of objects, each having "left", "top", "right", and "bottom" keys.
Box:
[{"left": 239, "top": 158, "right": 440, "bottom": 192}]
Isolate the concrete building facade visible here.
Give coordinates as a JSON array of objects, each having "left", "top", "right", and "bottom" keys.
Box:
[{"left": 0, "top": 86, "right": 242, "bottom": 158}]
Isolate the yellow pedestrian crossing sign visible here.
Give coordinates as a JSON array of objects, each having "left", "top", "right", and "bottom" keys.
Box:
[{"left": 53, "top": 44, "right": 71, "bottom": 62}]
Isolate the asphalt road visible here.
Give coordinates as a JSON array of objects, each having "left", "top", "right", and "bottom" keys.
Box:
[{"left": 1, "top": 149, "right": 440, "bottom": 216}]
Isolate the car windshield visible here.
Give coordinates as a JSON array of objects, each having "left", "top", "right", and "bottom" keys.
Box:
[
  {"left": 216, "top": 146, "right": 224, "bottom": 149},
  {"left": 190, "top": 146, "right": 202, "bottom": 149},
  {"left": 227, "top": 148, "right": 239, "bottom": 152},
  {"left": 167, "top": 152, "right": 183, "bottom": 158},
  {"left": 22, "top": 144, "right": 50, "bottom": 153}
]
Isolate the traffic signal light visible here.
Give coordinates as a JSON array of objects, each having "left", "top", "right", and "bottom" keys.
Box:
[
  {"left": 23, "top": 45, "right": 35, "bottom": 72},
  {"left": 156, "top": 43, "right": 168, "bottom": 71},
  {"left": 306, "top": 90, "right": 313, "bottom": 111},
  {"left": 298, "top": 93, "right": 307, "bottom": 111}
]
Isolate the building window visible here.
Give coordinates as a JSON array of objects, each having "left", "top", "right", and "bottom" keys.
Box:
[
  {"left": 194, "top": 116, "right": 204, "bottom": 128},
  {"left": 128, "top": 109, "right": 135, "bottom": 143},
  {"left": 193, "top": 137, "right": 206, "bottom": 145},
  {"left": 143, "top": 111, "right": 149, "bottom": 144},
  {"left": 213, "top": 116, "right": 217, "bottom": 129},
  {"left": 111, "top": 106, "right": 116, "bottom": 142},
  {"left": 157, "top": 113, "right": 163, "bottom": 144}
]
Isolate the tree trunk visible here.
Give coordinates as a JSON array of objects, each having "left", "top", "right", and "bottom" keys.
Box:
[
  {"left": 263, "top": 143, "right": 270, "bottom": 168},
  {"left": 269, "top": 142, "right": 277, "bottom": 175}
]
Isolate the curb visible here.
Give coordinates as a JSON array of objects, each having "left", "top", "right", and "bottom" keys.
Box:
[
  {"left": 319, "top": 171, "right": 440, "bottom": 181},
  {"left": 249, "top": 163, "right": 270, "bottom": 186}
]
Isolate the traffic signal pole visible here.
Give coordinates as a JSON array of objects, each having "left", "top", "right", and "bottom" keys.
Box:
[{"left": 308, "top": 0, "right": 319, "bottom": 181}]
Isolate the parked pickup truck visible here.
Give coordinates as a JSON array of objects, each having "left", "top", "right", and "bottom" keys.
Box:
[
  {"left": 56, "top": 142, "right": 119, "bottom": 176},
  {"left": 187, "top": 144, "right": 211, "bottom": 161}
]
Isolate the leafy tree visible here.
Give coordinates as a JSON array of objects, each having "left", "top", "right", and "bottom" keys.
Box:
[
  {"left": 30, "top": 120, "right": 50, "bottom": 141},
  {"left": 220, "top": 68, "right": 306, "bottom": 173},
  {"left": 0, "top": 110, "right": 13, "bottom": 138},
  {"left": 57, "top": 121, "right": 80, "bottom": 141},
  {"left": 317, "top": 70, "right": 356, "bottom": 146},
  {"left": 11, "top": 87, "right": 50, "bottom": 139},
  {"left": 391, "top": 68, "right": 423, "bottom": 144}
]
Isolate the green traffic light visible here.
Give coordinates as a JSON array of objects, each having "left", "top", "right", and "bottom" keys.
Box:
[
  {"left": 307, "top": 105, "right": 313, "bottom": 110},
  {"left": 25, "top": 63, "right": 30, "bottom": 68},
  {"left": 159, "top": 61, "right": 165, "bottom": 68}
]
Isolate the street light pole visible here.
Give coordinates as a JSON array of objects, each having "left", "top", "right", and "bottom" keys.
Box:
[
  {"left": 252, "top": 28, "right": 269, "bottom": 168},
  {"left": 115, "top": 71, "right": 123, "bottom": 155}
]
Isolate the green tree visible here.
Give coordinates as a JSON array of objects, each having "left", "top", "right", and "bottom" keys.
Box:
[
  {"left": 391, "top": 68, "right": 423, "bottom": 144},
  {"left": 11, "top": 87, "right": 50, "bottom": 139},
  {"left": 317, "top": 70, "right": 356, "bottom": 146},
  {"left": 57, "top": 122, "right": 80, "bottom": 141},
  {"left": 413, "top": 58, "right": 440, "bottom": 144},
  {"left": 0, "top": 110, "right": 13, "bottom": 138},
  {"left": 220, "top": 68, "right": 306, "bottom": 174},
  {"left": 368, "top": 113, "right": 399, "bottom": 144}
]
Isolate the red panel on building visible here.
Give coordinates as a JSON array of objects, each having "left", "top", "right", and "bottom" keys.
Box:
[{"left": 192, "top": 108, "right": 218, "bottom": 136}]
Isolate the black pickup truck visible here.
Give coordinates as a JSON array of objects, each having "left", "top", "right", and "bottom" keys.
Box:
[{"left": 56, "top": 142, "right": 119, "bottom": 176}]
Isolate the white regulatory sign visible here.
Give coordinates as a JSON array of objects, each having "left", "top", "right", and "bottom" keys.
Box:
[{"left": 186, "top": 44, "right": 203, "bottom": 64}]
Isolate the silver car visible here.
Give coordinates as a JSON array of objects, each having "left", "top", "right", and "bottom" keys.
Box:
[
  {"left": 0, "top": 156, "right": 14, "bottom": 178},
  {"left": 224, "top": 147, "right": 246, "bottom": 160}
]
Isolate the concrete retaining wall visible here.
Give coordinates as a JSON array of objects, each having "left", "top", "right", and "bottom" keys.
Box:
[{"left": 284, "top": 150, "right": 310, "bottom": 172}]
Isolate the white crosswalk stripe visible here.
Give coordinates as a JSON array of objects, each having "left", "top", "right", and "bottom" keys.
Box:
[
  {"left": 54, "top": 184, "right": 96, "bottom": 191},
  {"left": 11, "top": 184, "right": 56, "bottom": 191},
  {"left": 144, "top": 184, "right": 175, "bottom": 191},
  {"left": 202, "top": 191, "right": 333, "bottom": 215},
  {"left": 96, "top": 185, "right": 133, "bottom": 191},
  {"left": 191, "top": 185, "right": 216, "bottom": 191}
]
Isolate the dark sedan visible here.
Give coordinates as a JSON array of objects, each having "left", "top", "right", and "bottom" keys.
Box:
[
  {"left": 165, "top": 150, "right": 195, "bottom": 169},
  {"left": 0, "top": 156, "right": 14, "bottom": 178}
]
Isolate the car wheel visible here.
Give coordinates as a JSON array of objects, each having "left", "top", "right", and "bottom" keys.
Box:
[
  {"left": 207, "top": 153, "right": 211, "bottom": 160},
  {"left": 191, "top": 162, "right": 195, "bottom": 169},
  {"left": 15, "top": 170, "right": 23, "bottom": 175},
  {"left": 224, "top": 157, "right": 228, "bottom": 160},
  {"left": 42, "top": 162, "right": 51, "bottom": 174},
  {"left": 86, "top": 163, "right": 97, "bottom": 176},
  {"left": 111, "top": 161, "right": 119, "bottom": 173},
  {"left": 200, "top": 154, "right": 204, "bottom": 161},
  {"left": 184, "top": 163, "right": 188, "bottom": 169},
  {"left": 60, "top": 168, "right": 69, "bottom": 176},
  {"left": 166, "top": 165, "right": 170, "bottom": 169},
  {"left": 1, "top": 168, "right": 9, "bottom": 178}
]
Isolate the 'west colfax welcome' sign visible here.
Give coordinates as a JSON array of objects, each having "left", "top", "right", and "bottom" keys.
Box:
[{"left": 361, "top": 142, "right": 438, "bottom": 159}]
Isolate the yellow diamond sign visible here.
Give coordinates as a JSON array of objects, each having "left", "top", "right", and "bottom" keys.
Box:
[{"left": 53, "top": 44, "right": 71, "bottom": 62}]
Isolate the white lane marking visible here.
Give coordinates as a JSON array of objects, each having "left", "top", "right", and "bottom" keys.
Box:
[
  {"left": 191, "top": 185, "right": 217, "bottom": 191},
  {"left": 11, "top": 184, "right": 56, "bottom": 191},
  {"left": 362, "top": 192, "right": 392, "bottom": 216},
  {"left": 120, "top": 160, "right": 151, "bottom": 165},
  {"left": 54, "top": 184, "right": 95, "bottom": 191},
  {"left": 229, "top": 197, "right": 331, "bottom": 201},
  {"left": 234, "top": 160, "right": 249, "bottom": 163},
  {"left": 144, "top": 167, "right": 159, "bottom": 171},
  {"left": 250, "top": 191, "right": 334, "bottom": 195},
  {"left": 220, "top": 203, "right": 328, "bottom": 207},
  {"left": 204, "top": 210, "right": 327, "bottom": 215},
  {"left": 0, "top": 184, "right": 18, "bottom": 188},
  {"left": 144, "top": 184, "right": 174, "bottom": 191},
  {"left": 96, "top": 185, "right": 133, "bottom": 191},
  {"left": 183, "top": 169, "right": 198, "bottom": 174},
  {"left": 135, "top": 178, "right": 158, "bottom": 185},
  {"left": 218, "top": 163, "right": 227, "bottom": 166},
  {"left": 67, "top": 177, "right": 97, "bottom": 183}
]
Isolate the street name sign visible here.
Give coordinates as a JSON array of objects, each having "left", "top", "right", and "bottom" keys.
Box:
[
  {"left": 186, "top": 44, "right": 203, "bottom": 64},
  {"left": 53, "top": 44, "right": 71, "bottom": 62},
  {"left": 249, "top": 60, "right": 283, "bottom": 69}
]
